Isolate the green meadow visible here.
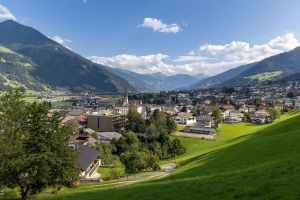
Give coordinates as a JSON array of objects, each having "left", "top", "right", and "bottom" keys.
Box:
[
  {"left": 0, "top": 46, "right": 14, "bottom": 54},
  {"left": 102, "top": 98, "right": 122, "bottom": 104},
  {"left": 24, "top": 109, "right": 300, "bottom": 199},
  {"left": 244, "top": 71, "right": 283, "bottom": 82}
]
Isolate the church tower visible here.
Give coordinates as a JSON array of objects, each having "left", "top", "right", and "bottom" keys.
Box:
[{"left": 123, "top": 87, "right": 129, "bottom": 105}]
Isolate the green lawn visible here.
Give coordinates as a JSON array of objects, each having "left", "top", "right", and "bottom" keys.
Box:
[
  {"left": 97, "top": 162, "right": 125, "bottom": 180},
  {"left": 102, "top": 98, "right": 122, "bottom": 104},
  {"left": 28, "top": 110, "right": 300, "bottom": 199},
  {"left": 244, "top": 71, "right": 283, "bottom": 82},
  {"left": 51, "top": 101, "right": 72, "bottom": 107},
  {"left": 176, "top": 125, "right": 185, "bottom": 131}
]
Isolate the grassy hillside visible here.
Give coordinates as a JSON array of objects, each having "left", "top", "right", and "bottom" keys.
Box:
[
  {"left": 245, "top": 71, "right": 283, "bottom": 82},
  {"left": 181, "top": 62, "right": 258, "bottom": 89},
  {"left": 219, "top": 46, "right": 300, "bottom": 87},
  {"left": 36, "top": 110, "right": 300, "bottom": 200}
]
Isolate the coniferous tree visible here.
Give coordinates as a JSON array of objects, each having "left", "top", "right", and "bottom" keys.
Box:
[{"left": 0, "top": 90, "right": 79, "bottom": 200}]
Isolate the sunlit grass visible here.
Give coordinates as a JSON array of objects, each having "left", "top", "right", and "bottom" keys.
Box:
[
  {"left": 102, "top": 98, "right": 122, "bottom": 104},
  {"left": 244, "top": 71, "right": 282, "bottom": 82},
  {"left": 0, "top": 45, "right": 14, "bottom": 54}
]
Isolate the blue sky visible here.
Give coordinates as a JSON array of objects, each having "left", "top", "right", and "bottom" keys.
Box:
[{"left": 1, "top": 0, "right": 300, "bottom": 76}]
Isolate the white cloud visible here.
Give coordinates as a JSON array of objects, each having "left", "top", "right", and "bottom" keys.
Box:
[
  {"left": 138, "top": 18, "right": 182, "bottom": 33},
  {"left": 48, "top": 35, "right": 72, "bottom": 50},
  {"left": 188, "top": 51, "right": 195, "bottom": 55},
  {"left": 88, "top": 54, "right": 175, "bottom": 74},
  {"left": 20, "top": 17, "right": 29, "bottom": 22},
  {"left": 182, "top": 21, "right": 189, "bottom": 27},
  {"left": 173, "top": 56, "right": 212, "bottom": 62},
  {"left": 198, "top": 33, "right": 300, "bottom": 62},
  {"left": 87, "top": 33, "right": 300, "bottom": 76},
  {"left": 0, "top": 4, "right": 16, "bottom": 21}
]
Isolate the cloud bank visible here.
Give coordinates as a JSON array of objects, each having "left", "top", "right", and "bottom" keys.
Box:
[
  {"left": 48, "top": 35, "right": 72, "bottom": 50},
  {"left": 88, "top": 33, "right": 300, "bottom": 76},
  {"left": 0, "top": 4, "right": 16, "bottom": 21},
  {"left": 139, "top": 18, "right": 182, "bottom": 33}
]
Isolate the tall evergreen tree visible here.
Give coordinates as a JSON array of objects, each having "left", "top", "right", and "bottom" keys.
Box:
[{"left": 0, "top": 90, "right": 79, "bottom": 200}]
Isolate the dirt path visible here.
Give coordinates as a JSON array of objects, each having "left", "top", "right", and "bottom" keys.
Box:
[
  {"left": 171, "top": 131, "right": 216, "bottom": 140},
  {"left": 93, "top": 163, "right": 177, "bottom": 189},
  {"left": 160, "top": 163, "right": 176, "bottom": 173}
]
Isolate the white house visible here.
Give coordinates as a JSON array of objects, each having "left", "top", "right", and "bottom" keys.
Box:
[
  {"left": 285, "top": 100, "right": 294, "bottom": 107},
  {"left": 239, "top": 106, "right": 249, "bottom": 113},
  {"left": 116, "top": 105, "right": 143, "bottom": 115},
  {"left": 295, "top": 100, "right": 300, "bottom": 108},
  {"left": 196, "top": 115, "right": 213, "bottom": 128},
  {"left": 71, "top": 143, "right": 101, "bottom": 180},
  {"left": 174, "top": 112, "right": 196, "bottom": 125}
]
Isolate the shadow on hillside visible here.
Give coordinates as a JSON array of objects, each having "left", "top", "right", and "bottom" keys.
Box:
[
  {"left": 223, "top": 134, "right": 251, "bottom": 144},
  {"left": 286, "top": 108, "right": 300, "bottom": 115},
  {"left": 169, "top": 112, "right": 300, "bottom": 177}
]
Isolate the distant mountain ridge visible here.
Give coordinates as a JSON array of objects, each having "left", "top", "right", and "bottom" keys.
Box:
[
  {"left": 0, "top": 20, "right": 136, "bottom": 93},
  {"left": 192, "top": 73, "right": 210, "bottom": 80},
  {"left": 178, "top": 62, "right": 258, "bottom": 90},
  {"left": 103, "top": 67, "right": 201, "bottom": 92},
  {"left": 102, "top": 66, "right": 173, "bottom": 92},
  {"left": 217, "top": 47, "right": 300, "bottom": 87}
]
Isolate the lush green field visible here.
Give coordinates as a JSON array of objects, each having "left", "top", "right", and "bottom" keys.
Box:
[
  {"left": 0, "top": 45, "right": 14, "bottom": 54},
  {"left": 51, "top": 101, "right": 72, "bottom": 107},
  {"left": 97, "top": 162, "right": 125, "bottom": 179},
  {"left": 102, "top": 98, "right": 122, "bottom": 104},
  {"left": 30, "top": 110, "right": 300, "bottom": 199},
  {"left": 245, "top": 71, "right": 283, "bottom": 82},
  {"left": 176, "top": 125, "right": 185, "bottom": 131}
]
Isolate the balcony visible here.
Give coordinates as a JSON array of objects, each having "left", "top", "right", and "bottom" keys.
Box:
[{"left": 84, "top": 159, "right": 100, "bottom": 179}]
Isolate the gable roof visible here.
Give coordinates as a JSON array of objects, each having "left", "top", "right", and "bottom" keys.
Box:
[
  {"left": 68, "top": 109, "right": 85, "bottom": 116},
  {"left": 96, "top": 132, "right": 122, "bottom": 141},
  {"left": 84, "top": 128, "right": 95, "bottom": 134},
  {"left": 73, "top": 143, "right": 100, "bottom": 171},
  {"left": 196, "top": 115, "right": 212, "bottom": 121},
  {"left": 177, "top": 112, "right": 193, "bottom": 119}
]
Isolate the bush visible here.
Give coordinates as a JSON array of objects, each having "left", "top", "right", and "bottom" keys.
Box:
[{"left": 3, "top": 188, "right": 19, "bottom": 198}]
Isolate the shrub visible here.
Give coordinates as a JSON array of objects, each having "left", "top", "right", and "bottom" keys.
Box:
[{"left": 3, "top": 188, "right": 19, "bottom": 198}]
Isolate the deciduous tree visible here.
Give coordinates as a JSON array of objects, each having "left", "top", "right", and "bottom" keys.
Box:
[{"left": 212, "top": 107, "right": 223, "bottom": 126}]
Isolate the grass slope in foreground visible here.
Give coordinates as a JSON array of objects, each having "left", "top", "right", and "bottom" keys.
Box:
[{"left": 41, "top": 110, "right": 300, "bottom": 200}]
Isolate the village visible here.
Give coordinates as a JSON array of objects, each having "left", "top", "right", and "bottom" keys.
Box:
[{"left": 30, "top": 80, "right": 300, "bottom": 182}]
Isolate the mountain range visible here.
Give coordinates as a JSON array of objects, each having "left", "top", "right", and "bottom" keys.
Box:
[
  {"left": 103, "top": 67, "right": 202, "bottom": 92},
  {"left": 178, "top": 62, "right": 258, "bottom": 90},
  {"left": 0, "top": 20, "right": 136, "bottom": 93},
  {"left": 216, "top": 47, "right": 300, "bottom": 87}
]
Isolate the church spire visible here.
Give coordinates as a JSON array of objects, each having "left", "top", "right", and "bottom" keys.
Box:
[{"left": 123, "top": 87, "right": 129, "bottom": 105}]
